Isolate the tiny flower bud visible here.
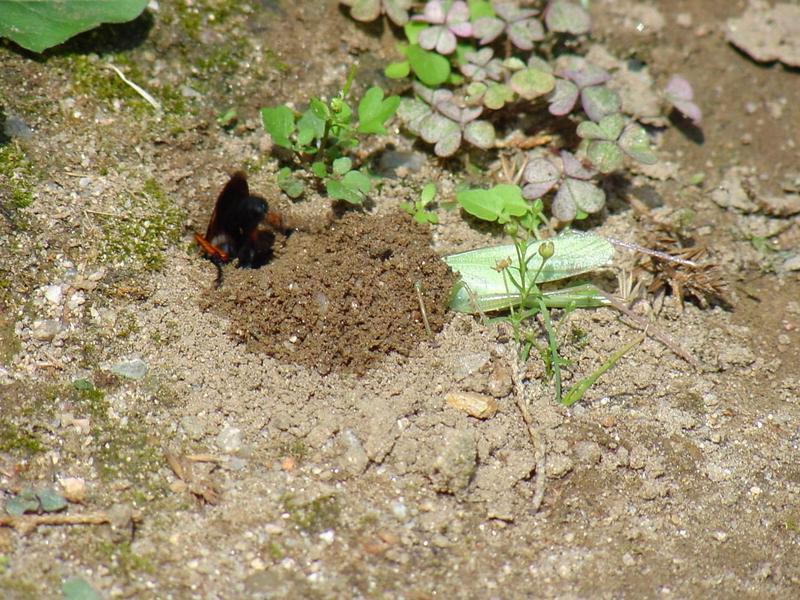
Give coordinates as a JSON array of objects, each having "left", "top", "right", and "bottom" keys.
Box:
[
  {"left": 538, "top": 241, "right": 555, "bottom": 260},
  {"left": 504, "top": 222, "right": 518, "bottom": 237}
]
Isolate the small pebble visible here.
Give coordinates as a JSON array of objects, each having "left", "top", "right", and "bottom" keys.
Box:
[
  {"left": 43, "top": 285, "right": 63, "bottom": 305},
  {"left": 319, "top": 530, "right": 335, "bottom": 544},
  {"left": 32, "top": 319, "right": 61, "bottom": 341},
  {"left": 59, "top": 477, "right": 87, "bottom": 503},
  {"left": 445, "top": 391, "right": 498, "bottom": 419},
  {"left": 391, "top": 500, "right": 407, "bottom": 520},
  {"left": 216, "top": 424, "right": 243, "bottom": 453},
  {"left": 111, "top": 358, "right": 148, "bottom": 380}
]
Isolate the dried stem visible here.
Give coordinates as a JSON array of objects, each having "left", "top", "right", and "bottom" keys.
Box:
[{"left": 510, "top": 356, "right": 546, "bottom": 514}]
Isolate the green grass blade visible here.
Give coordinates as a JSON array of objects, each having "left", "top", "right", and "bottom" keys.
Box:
[{"left": 560, "top": 334, "right": 644, "bottom": 407}]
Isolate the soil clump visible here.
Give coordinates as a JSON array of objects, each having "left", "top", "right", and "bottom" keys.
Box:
[{"left": 206, "top": 211, "right": 456, "bottom": 374}]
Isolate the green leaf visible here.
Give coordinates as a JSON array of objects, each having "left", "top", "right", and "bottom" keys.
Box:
[
  {"left": 463, "top": 120, "right": 496, "bottom": 149},
  {"left": 36, "top": 488, "right": 67, "bottom": 513},
  {"left": 297, "top": 107, "right": 326, "bottom": 147},
  {"left": 406, "top": 44, "right": 451, "bottom": 87},
  {"left": 509, "top": 68, "right": 555, "bottom": 100},
  {"left": 277, "top": 167, "right": 304, "bottom": 198},
  {"left": 577, "top": 113, "right": 624, "bottom": 141},
  {"left": 404, "top": 21, "right": 428, "bottom": 45},
  {"left": 0, "top": 0, "right": 149, "bottom": 53},
  {"left": 260, "top": 105, "right": 296, "bottom": 149},
  {"left": 456, "top": 184, "right": 528, "bottom": 224},
  {"left": 585, "top": 140, "right": 624, "bottom": 173},
  {"left": 4, "top": 490, "right": 39, "bottom": 516},
  {"left": 420, "top": 183, "right": 437, "bottom": 204},
  {"left": 332, "top": 157, "right": 353, "bottom": 175},
  {"left": 62, "top": 576, "right": 103, "bottom": 600},
  {"left": 468, "top": 0, "right": 495, "bottom": 19},
  {"left": 342, "top": 170, "right": 371, "bottom": 194},
  {"left": 483, "top": 83, "right": 515, "bottom": 110},
  {"left": 357, "top": 87, "right": 401, "bottom": 135},
  {"left": 385, "top": 61, "right": 411, "bottom": 79},
  {"left": 311, "top": 161, "right": 328, "bottom": 179},
  {"left": 327, "top": 170, "right": 371, "bottom": 204},
  {"left": 619, "top": 123, "right": 657, "bottom": 164}
]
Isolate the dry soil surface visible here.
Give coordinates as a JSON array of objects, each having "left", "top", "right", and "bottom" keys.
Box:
[{"left": 1, "top": 1, "right": 799, "bottom": 598}]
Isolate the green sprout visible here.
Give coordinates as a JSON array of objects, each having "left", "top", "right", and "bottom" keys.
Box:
[
  {"left": 260, "top": 65, "right": 400, "bottom": 204},
  {"left": 401, "top": 182, "right": 439, "bottom": 224}
]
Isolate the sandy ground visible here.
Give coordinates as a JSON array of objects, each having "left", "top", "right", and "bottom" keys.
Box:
[{"left": 1, "top": 0, "right": 799, "bottom": 598}]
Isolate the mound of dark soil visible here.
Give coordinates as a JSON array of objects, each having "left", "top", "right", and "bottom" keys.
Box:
[{"left": 205, "top": 212, "right": 456, "bottom": 374}]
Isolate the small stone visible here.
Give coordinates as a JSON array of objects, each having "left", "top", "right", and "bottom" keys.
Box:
[
  {"left": 546, "top": 454, "right": 574, "bottom": 478},
  {"left": 783, "top": 255, "right": 800, "bottom": 271},
  {"left": 713, "top": 531, "right": 728, "bottom": 542},
  {"left": 338, "top": 429, "right": 369, "bottom": 475},
  {"left": 454, "top": 352, "right": 490, "bottom": 379},
  {"left": 32, "top": 319, "right": 61, "bottom": 341},
  {"left": 43, "top": 285, "right": 63, "bottom": 305},
  {"left": 429, "top": 429, "right": 477, "bottom": 493},
  {"left": 574, "top": 441, "right": 602, "bottom": 465},
  {"left": 319, "top": 530, "right": 335, "bottom": 544},
  {"left": 446, "top": 391, "right": 498, "bottom": 419},
  {"left": 711, "top": 170, "right": 758, "bottom": 213},
  {"left": 3, "top": 114, "right": 33, "bottom": 139},
  {"left": 67, "top": 292, "right": 86, "bottom": 310},
  {"left": 486, "top": 363, "right": 513, "bottom": 398},
  {"left": 622, "top": 552, "right": 636, "bottom": 566},
  {"left": 250, "top": 558, "right": 266, "bottom": 571},
  {"left": 180, "top": 416, "right": 206, "bottom": 440},
  {"left": 111, "top": 358, "right": 148, "bottom": 380},
  {"left": 390, "top": 500, "right": 407, "bottom": 520},
  {"left": 59, "top": 477, "right": 87, "bottom": 503},
  {"left": 216, "top": 424, "right": 242, "bottom": 453},
  {"left": 675, "top": 12, "right": 692, "bottom": 27}
]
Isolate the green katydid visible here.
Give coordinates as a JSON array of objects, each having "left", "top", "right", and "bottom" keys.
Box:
[
  {"left": 442, "top": 231, "right": 698, "bottom": 368},
  {"left": 443, "top": 231, "right": 615, "bottom": 314}
]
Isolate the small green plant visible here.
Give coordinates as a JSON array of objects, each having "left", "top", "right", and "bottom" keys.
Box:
[
  {"left": 344, "top": 0, "right": 696, "bottom": 224},
  {"left": 401, "top": 182, "right": 439, "bottom": 224},
  {"left": 261, "top": 66, "right": 400, "bottom": 204}
]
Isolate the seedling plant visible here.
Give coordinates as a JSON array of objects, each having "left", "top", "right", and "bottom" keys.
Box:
[
  {"left": 261, "top": 65, "right": 400, "bottom": 204},
  {"left": 401, "top": 183, "right": 440, "bottom": 224}
]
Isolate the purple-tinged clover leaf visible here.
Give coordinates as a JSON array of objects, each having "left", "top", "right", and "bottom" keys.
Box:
[
  {"left": 664, "top": 75, "right": 702, "bottom": 124},
  {"left": 544, "top": 0, "right": 591, "bottom": 35},
  {"left": 460, "top": 47, "right": 505, "bottom": 82},
  {"left": 398, "top": 82, "right": 495, "bottom": 156},
  {"left": 549, "top": 55, "right": 620, "bottom": 120},
  {"left": 340, "top": 0, "right": 411, "bottom": 26},
  {"left": 577, "top": 113, "right": 656, "bottom": 173},
  {"left": 521, "top": 156, "right": 561, "bottom": 199},
  {"left": 548, "top": 78, "right": 579, "bottom": 115},
  {"left": 465, "top": 81, "right": 515, "bottom": 110},
  {"left": 507, "top": 55, "right": 555, "bottom": 100},
  {"left": 473, "top": 1, "right": 544, "bottom": 50},
  {"left": 413, "top": 0, "right": 472, "bottom": 55},
  {"left": 521, "top": 151, "right": 605, "bottom": 223}
]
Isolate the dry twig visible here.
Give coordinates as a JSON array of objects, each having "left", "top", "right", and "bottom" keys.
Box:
[{"left": 509, "top": 357, "right": 546, "bottom": 514}]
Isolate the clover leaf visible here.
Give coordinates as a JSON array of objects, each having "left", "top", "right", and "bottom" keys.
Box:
[{"left": 357, "top": 87, "right": 401, "bottom": 135}]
